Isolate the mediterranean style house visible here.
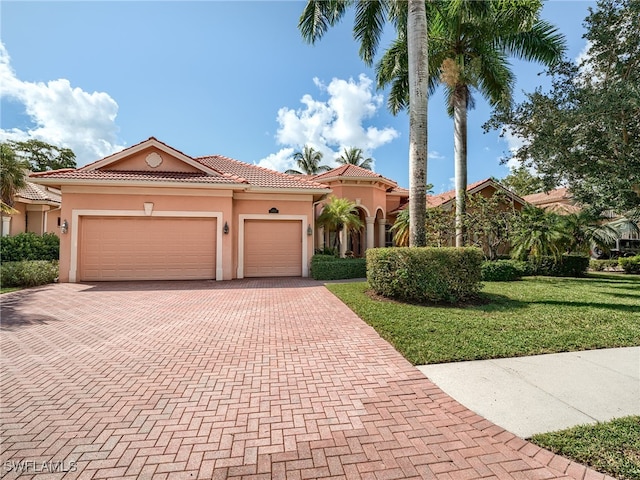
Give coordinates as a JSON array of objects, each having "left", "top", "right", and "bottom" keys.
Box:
[
  {"left": 29, "top": 137, "right": 409, "bottom": 282},
  {"left": 0, "top": 181, "right": 62, "bottom": 237}
]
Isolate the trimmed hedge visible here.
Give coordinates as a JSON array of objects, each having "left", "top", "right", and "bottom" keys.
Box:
[
  {"left": 481, "top": 260, "right": 527, "bottom": 281},
  {"left": 367, "top": 247, "right": 483, "bottom": 304},
  {"left": 0, "top": 261, "right": 59, "bottom": 288},
  {"left": 589, "top": 259, "right": 621, "bottom": 272},
  {"left": 527, "top": 254, "right": 590, "bottom": 277},
  {"left": 0, "top": 232, "right": 60, "bottom": 261},
  {"left": 310, "top": 255, "right": 366, "bottom": 280},
  {"left": 619, "top": 255, "right": 640, "bottom": 274}
]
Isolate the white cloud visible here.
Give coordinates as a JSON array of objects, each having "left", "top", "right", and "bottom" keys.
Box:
[
  {"left": 502, "top": 129, "right": 527, "bottom": 171},
  {"left": 259, "top": 74, "right": 399, "bottom": 172},
  {"left": 0, "top": 43, "right": 123, "bottom": 166},
  {"left": 428, "top": 150, "right": 446, "bottom": 161}
]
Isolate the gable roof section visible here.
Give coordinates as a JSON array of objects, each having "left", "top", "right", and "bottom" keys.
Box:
[
  {"left": 425, "top": 178, "right": 528, "bottom": 208},
  {"left": 523, "top": 187, "right": 572, "bottom": 206},
  {"left": 196, "top": 155, "right": 330, "bottom": 191},
  {"left": 81, "top": 137, "right": 219, "bottom": 175},
  {"left": 311, "top": 164, "right": 397, "bottom": 188}
]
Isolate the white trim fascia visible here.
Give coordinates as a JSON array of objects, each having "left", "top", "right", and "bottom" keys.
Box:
[
  {"left": 237, "top": 214, "right": 309, "bottom": 279},
  {"left": 83, "top": 138, "right": 221, "bottom": 176},
  {"left": 69, "top": 209, "right": 224, "bottom": 283},
  {"left": 315, "top": 175, "right": 396, "bottom": 188}
]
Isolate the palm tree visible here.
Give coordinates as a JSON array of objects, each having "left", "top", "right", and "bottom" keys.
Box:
[
  {"left": 1, "top": 143, "right": 28, "bottom": 214},
  {"left": 317, "top": 196, "right": 364, "bottom": 253},
  {"left": 337, "top": 147, "right": 373, "bottom": 170},
  {"left": 510, "top": 205, "right": 567, "bottom": 262},
  {"left": 559, "top": 211, "right": 620, "bottom": 256},
  {"left": 285, "top": 145, "right": 332, "bottom": 175},
  {"left": 299, "top": 0, "right": 429, "bottom": 247},
  {"left": 377, "top": 0, "right": 566, "bottom": 247}
]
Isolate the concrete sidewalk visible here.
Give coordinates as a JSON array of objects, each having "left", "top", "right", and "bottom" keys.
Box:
[{"left": 418, "top": 346, "right": 640, "bottom": 438}]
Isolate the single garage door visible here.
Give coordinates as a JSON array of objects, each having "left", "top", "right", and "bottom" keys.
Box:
[
  {"left": 244, "top": 220, "right": 302, "bottom": 277},
  {"left": 79, "top": 217, "right": 216, "bottom": 281}
]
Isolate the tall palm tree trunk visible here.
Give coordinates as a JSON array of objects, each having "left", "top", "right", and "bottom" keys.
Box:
[
  {"left": 453, "top": 88, "right": 468, "bottom": 247},
  {"left": 407, "top": 0, "right": 429, "bottom": 247}
]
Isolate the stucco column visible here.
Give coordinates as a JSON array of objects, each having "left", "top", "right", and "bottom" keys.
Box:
[
  {"left": 365, "top": 217, "right": 375, "bottom": 251},
  {"left": 317, "top": 226, "right": 324, "bottom": 250},
  {"left": 1, "top": 216, "right": 10, "bottom": 236},
  {"left": 378, "top": 218, "right": 387, "bottom": 247}
]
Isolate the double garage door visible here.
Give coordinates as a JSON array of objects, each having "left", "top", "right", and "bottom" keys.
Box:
[
  {"left": 79, "top": 217, "right": 217, "bottom": 281},
  {"left": 78, "top": 217, "right": 303, "bottom": 281}
]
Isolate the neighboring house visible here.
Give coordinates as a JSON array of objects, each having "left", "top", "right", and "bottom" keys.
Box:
[
  {"left": 310, "top": 165, "right": 408, "bottom": 256},
  {"left": 522, "top": 187, "right": 581, "bottom": 215},
  {"left": 0, "top": 181, "right": 61, "bottom": 237},
  {"left": 426, "top": 178, "right": 528, "bottom": 211}
]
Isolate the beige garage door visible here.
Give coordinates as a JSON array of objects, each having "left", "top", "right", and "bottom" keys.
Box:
[
  {"left": 80, "top": 217, "right": 216, "bottom": 281},
  {"left": 244, "top": 220, "right": 302, "bottom": 277}
]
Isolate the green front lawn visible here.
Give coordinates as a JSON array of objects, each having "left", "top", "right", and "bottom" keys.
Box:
[
  {"left": 531, "top": 416, "right": 640, "bottom": 480},
  {"left": 326, "top": 275, "right": 640, "bottom": 365}
]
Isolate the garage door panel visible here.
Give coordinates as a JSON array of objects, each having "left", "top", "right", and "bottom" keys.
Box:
[
  {"left": 80, "top": 217, "right": 216, "bottom": 281},
  {"left": 245, "top": 220, "right": 302, "bottom": 277}
]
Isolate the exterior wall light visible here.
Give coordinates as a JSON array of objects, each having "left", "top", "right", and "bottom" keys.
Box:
[
  {"left": 61, "top": 220, "right": 69, "bottom": 234},
  {"left": 307, "top": 224, "right": 313, "bottom": 236},
  {"left": 223, "top": 221, "right": 229, "bottom": 234}
]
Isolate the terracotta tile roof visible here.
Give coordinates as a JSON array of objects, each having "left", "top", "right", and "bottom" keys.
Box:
[
  {"left": 427, "top": 179, "right": 491, "bottom": 207},
  {"left": 312, "top": 164, "right": 385, "bottom": 181},
  {"left": 17, "top": 182, "right": 61, "bottom": 203},
  {"left": 30, "top": 169, "right": 242, "bottom": 184},
  {"left": 523, "top": 187, "right": 571, "bottom": 205},
  {"left": 196, "top": 155, "right": 330, "bottom": 190}
]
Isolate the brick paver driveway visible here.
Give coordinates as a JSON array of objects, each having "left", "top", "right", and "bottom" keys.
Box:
[{"left": 1, "top": 279, "right": 611, "bottom": 480}]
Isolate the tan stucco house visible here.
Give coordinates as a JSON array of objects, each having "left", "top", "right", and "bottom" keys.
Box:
[
  {"left": 1, "top": 181, "right": 62, "bottom": 237},
  {"left": 30, "top": 137, "right": 408, "bottom": 282}
]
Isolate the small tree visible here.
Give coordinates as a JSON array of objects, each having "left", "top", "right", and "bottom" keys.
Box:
[
  {"left": 464, "top": 191, "right": 517, "bottom": 259},
  {"left": 9, "top": 139, "right": 76, "bottom": 172},
  {"left": 1, "top": 143, "right": 29, "bottom": 212},
  {"left": 510, "top": 205, "right": 567, "bottom": 263},
  {"left": 316, "top": 196, "right": 363, "bottom": 253}
]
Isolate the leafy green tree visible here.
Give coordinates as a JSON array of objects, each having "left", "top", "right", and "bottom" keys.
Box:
[
  {"left": 499, "top": 166, "right": 546, "bottom": 196},
  {"left": 486, "top": 0, "right": 640, "bottom": 213},
  {"left": 8, "top": 139, "right": 76, "bottom": 172},
  {"left": 377, "top": 0, "right": 565, "bottom": 247},
  {"left": 510, "top": 205, "right": 567, "bottom": 262},
  {"left": 317, "top": 196, "right": 364, "bottom": 253},
  {"left": 299, "top": 0, "right": 429, "bottom": 247},
  {"left": 0, "top": 143, "right": 29, "bottom": 213},
  {"left": 465, "top": 191, "right": 518, "bottom": 259},
  {"left": 336, "top": 147, "right": 373, "bottom": 170},
  {"left": 285, "top": 146, "right": 331, "bottom": 175}
]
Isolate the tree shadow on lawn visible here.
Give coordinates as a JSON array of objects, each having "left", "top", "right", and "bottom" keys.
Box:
[
  {"left": 531, "top": 299, "right": 639, "bottom": 313},
  {"left": 367, "top": 290, "right": 528, "bottom": 312}
]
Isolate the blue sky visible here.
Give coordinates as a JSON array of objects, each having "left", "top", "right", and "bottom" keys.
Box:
[{"left": 1, "top": 1, "right": 594, "bottom": 193}]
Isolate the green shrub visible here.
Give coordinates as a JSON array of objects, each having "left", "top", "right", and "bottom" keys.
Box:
[
  {"left": 310, "top": 255, "right": 366, "bottom": 280},
  {"left": 314, "top": 247, "right": 338, "bottom": 257},
  {"left": 619, "top": 255, "right": 640, "bottom": 274},
  {"left": 0, "top": 232, "right": 60, "bottom": 261},
  {"left": 367, "top": 247, "right": 483, "bottom": 304},
  {"left": 528, "top": 254, "right": 590, "bottom": 277},
  {"left": 0, "top": 261, "right": 59, "bottom": 288},
  {"left": 481, "top": 260, "right": 526, "bottom": 281},
  {"left": 589, "top": 259, "right": 620, "bottom": 271}
]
